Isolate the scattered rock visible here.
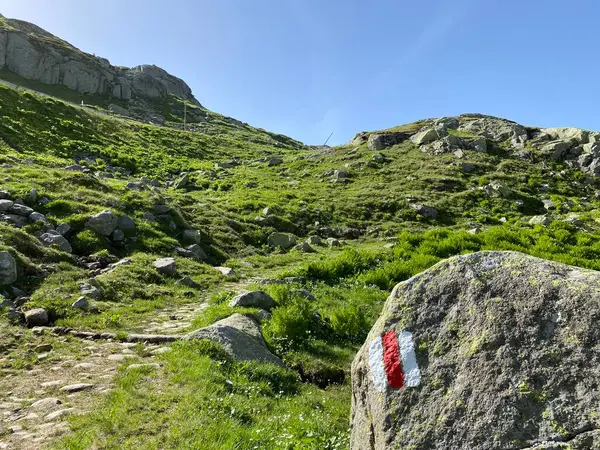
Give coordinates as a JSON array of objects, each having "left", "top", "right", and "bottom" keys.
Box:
[
  {"left": 306, "top": 235, "right": 323, "bottom": 246},
  {"left": 117, "top": 215, "right": 136, "bottom": 232},
  {"left": 40, "top": 233, "right": 72, "bottom": 253},
  {"left": 24, "top": 308, "right": 49, "bottom": 327},
  {"left": 45, "top": 408, "right": 75, "bottom": 421},
  {"left": 230, "top": 291, "right": 276, "bottom": 310},
  {"left": 0, "top": 200, "right": 13, "bottom": 211},
  {"left": 294, "top": 242, "right": 316, "bottom": 253},
  {"left": 174, "top": 173, "right": 190, "bottom": 189},
  {"left": 72, "top": 297, "right": 89, "bottom": 309},
  {"left": 182, "top": 229, "right": 202, "bottom": 245},
  {"left": 216, "top": 267, "right": 236, "bottom": 277},
  {"left": 112, "top": 229, "right": 125, "bottom": 242},
  {"left": 55, "top": 223, "right": 71, "bottom": 236},
  {"left": 85, "top": 210, "right": 118, "bottom": 236},
  {"left": 410, "top": 127, "right": 447, "bottom": 145},
  {"left": 529, "top": 215, "right": 552, "bottom": 226},
  {"left": 410, "top": 204, "right": 438, "bottom": 219},
  {"left": 30, "top": 397, "right": 61, "bottom": 411},
  {"left": 176, "top": 276, "right": 200, "bottom": 289},
  {"left": 60, "top": 383, "right": 94, "bottom": 393},
  {"left": 267, "top": 232, "right": 297, "bottom": 250},
  {"left": 153, "top": 257, "right": 177, "bottom": 275},
  {"left": 292, "top": 289, "right": 316, "bottom": 301},
  {"left": 0, "top": 251, "right": 17, "bottom": 285},
  {"left": 368, "top": 132, "right": 408, "bottom": 151},
  {"left": 10, "top": 203, "right": 34, "bottom": 216},
  {"left": 326, "top": 238, "right": 342, "bottom": 247},
  {"left": 186, "top": 314, "right": 283, "bottom": 366}
]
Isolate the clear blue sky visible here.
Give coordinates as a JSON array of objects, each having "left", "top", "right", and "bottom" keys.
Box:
[{"left": 1, "top": 0, "right": 599, "bottom": 145}]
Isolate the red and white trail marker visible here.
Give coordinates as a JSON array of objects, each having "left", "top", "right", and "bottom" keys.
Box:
[{"left": 368, "top": 329, "right": 421, "bottom": 392}]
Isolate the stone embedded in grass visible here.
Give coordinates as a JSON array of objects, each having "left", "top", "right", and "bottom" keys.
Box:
[
  {"left": 529, "top": 215, "right": 552, "bottom": 226},
  {"left": 59, "top": 383, "right": 94, "bottom": 393},
  {"left": 71, "top": 297, "right": 89, "bottom": 309},
  {"left": 153, "top": 257, "right": 177, "bottom": 275},
  {"left": 267, "top": 232, "right": 297, "bottom": 250},
  {"left": 9, "top": 203, "right": 34, "bottom": 216},
  {"left": 152, "top": 204, "right": 171, "bottom": 214},
  {"left": 117, "top": 215, "right": 136, "bottom": 232},
  {"left": 45, "top": 408, "right": 75, "bottom": 421},
  {"left": 0, "top": 200, "right": 14, "bottom": 211},
  {"left": 0, "top": 251, "right": 17, "bottom": 285},
  {"left": 39, "top": 233, "right": 72, "bottom": 253},
  {"left": 55, "top": 223, "right": 71, "bottom": 236},
  {"left": 176, "top": 276, "right": 200, "bottom": 289},
  {"left": 409, "top": 204, "right": 438, "bottom": 219},
  {"left": 182, "top": 229, "right": 202, "bottom": 245},
  {"left": 305, "top": 235, "right": 323, "bottom": 246},
  {"left": 29, "top": 211, "right": 47, "bottom": 223},
  {"left": 291, "top": 289, "right": 316, "bottom": 302},
  {"left": 85, "top": 210, "right": 118, "bottom": 236},
  {"left": 294, "top": 242, "right": 316, "bottom": 253},
  {"left": 215, "top": 267, "right": 235, "bottom": 277},
  {"left": 326, "top": 238, "right": 342, "bottom": 247},
  {"left": 174, "top": 173, "right": 190, "bottom": 189},
  {"left": 186, "top": 313, "right": 283, "bottom": 366},
  {"left": 29, "top": 397, "right": 61, "bottom": 410},
  {"left": 229, "top": 291, "right": 276, "bottom": 310},
  {"left": 112, "top": 229, "right": 125, "bottom": 242},
  {"left": 24, "top": 308, "right": 49, "bottom": 327}
]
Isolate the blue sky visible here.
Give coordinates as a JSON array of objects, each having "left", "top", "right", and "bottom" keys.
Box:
[{"left": 1, "top": 0, "right": 599, "bottom": 145}]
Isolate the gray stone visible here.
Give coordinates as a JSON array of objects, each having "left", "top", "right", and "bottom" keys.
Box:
[
  {"left": 0, "top": 213, "right": 28, "bottom": 227},
  {"left": 72, "top": 297, "right": 89, "bottom": 309},
  {"left": 351, "top": 251, "right": 600, "bottom": 450},
  {"left": 0, "top": 251, "right": 17, "bottom": 285},
  {"left": 80, "top": 284, "right": 102, "bottom": 299},
  {"left": 9, "top": 203, "right": 34, "bottom": 216},
  {"left": 230, "top": 291, "right": 276, "bottom": 310},
  {"left": 327, "top": 238, "right": 342, "bottom": 247},
  {"left": 182, "top": 229, "right": 202, "bottom": 245},
  {"left": 176, "top": 276, "right": 200, "bottom": 289},
  {"left": 216, "top": 267, "right": 235, "bottom": 277},
  {"left": 175, "top": 173, "right": 190, "bottom": 189},
  {"left": 410, "top": 204, "right": 438, "bottom": 219},
  {"left": 368, "top": 133, "right": 408, "bottom": 151},
  {"left": 529, "top": 215, "right": 552, "bottom": 226},
  {"left": 293, "top": 242, "right": 316, "bottom": 253},
  {"left": 542, "top": 199, "right": 556, "bottom": 211},
  {"left": 333, "top": 170, "right": 350, "bottom": 179},
  {"left": 186, "top": 314, "right": 283, "bottom": 366},
  {"left": 306, "top": 236, "right": 323, "bottom": 246},
  {"left": 267, "top": 157, "right": 283, "bottom": 166},
  {"left": 0, "top": 190, "right": 10, "bottom": 199},
  {"left": 112, "top": 229, "right": 125, "bottom": 242},
  {"left": 30, "top": 397, "right": 61, "bottom": 411},
  {"left": 59, "top": 383, "right": 94, "bottom": 393},
  {"left": 24, "top": 308, "right": 49, "bottom": 327},
  {"left": 267, "top": 232, "right": 297, "bottom": 250},
  {"left": 85, "top": 210, "right": 118, "bottom": 236},
  {"left": 0, "top": 200, "right": 13, "bottom": 211},
  {"left": 55, "top": 223, "right": 71, "bottom": 236},
  {"left": 153, "top": 204, "right": 171, "bottom": 214},
  {"left": 40, "top": 233, "right": 72, "bottom": 253},
  {"left": 410, "top": 127, "right": 447, "bottom": 146},
  {"left": 460, "top": 162, "right": 476, "bottom": 173},
  {"left": 117, "top": 215, "right": 136, "bottom": 232},
  {"left": 153, "top": 257, "right": 177, "bottom": 275},
  {"left": 29, "top": 211, "right": 47, "bottom": 223}
]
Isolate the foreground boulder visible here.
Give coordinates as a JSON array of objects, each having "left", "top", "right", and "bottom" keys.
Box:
[
  {"left": 186, "top": 314, "right": 283, "bottom": 366},
  {"left": 351, "top": 251, "right": 600, "bottom": 450}
]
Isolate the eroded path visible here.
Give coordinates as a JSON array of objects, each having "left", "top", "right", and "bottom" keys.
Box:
[{"left": 0, "top": 278, "right": 255, "bottom": 449}]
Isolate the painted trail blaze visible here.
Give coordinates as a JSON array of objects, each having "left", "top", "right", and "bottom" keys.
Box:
[{"left": 368, "top": 329, "right": 421, "bottom": 392}]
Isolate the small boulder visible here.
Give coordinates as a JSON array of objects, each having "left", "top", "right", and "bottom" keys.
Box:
[
  {"left": 40, "top": 233, "right": 72, "bottom": 253},
  {"left": 0, "top": 251, "right": 17, "bottom": 285},
  {"left": 117, "top": 216, "right": 136, "bottom": 232},
  {"left": 29, "top": 212, "right": 48, "bottom": 223},
  {"left": 56, "top": 223, "right": 71, "bottom": 236},
  {"left": 176, "top": 276, "right": 200, "bottom": 289},
  {"left": 174, "top": 173, "right": 190, "bottom": 189},
  {"left": 410, "top": 127, "right": 447, "bottom": 146},
  {"left": 268, "top": 232, "right": 297, "bottom": 250},
  {"left": 327, "top": 238, "right": 342, "bottom": 247},
  {"left": 153, "top": 258, "right": 177, "bottom": 275},
  {"left": 24, "top": 308, "right": 49, "bottom": 327},
  {"left": 72, "top": 297, "right": 89, "bottom": 309},
  {"left": 186, "top": 314, "right": 283, "bottom": 366},
  {"left": 410, "top": 204, "right": 438, "bottom": 219},
  {"left": 10, "top": 204, "right": 34, "bottom": 216},
  {"left": 306, "top": 236, "right": 323, "bottom": 246},
  {"left": 182, "top": 229, "right": 202, "bottom": 245},
  {"left": 86, "top": 210, "right": 118, "bottom": 236},
  {"left": 529, "top": 215, "right": 552, "bottom": 226},
  {"left": 112, "top": 229, "right": 125, "bottom": 242},
  {"left": 230, "top": 291, "right": 276, "bottom": 310},
  {"left": 216, "top": 267, "right": 236, "bottom": 277},
  {"left": 294, "top": 242, "right": 316, "bottom": 253},
  {"left": 0, "top": 200, "right": 14, "bottom": 211}
]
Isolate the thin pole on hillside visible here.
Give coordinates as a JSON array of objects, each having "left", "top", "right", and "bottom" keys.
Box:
[
  {"left": 184, "top": 100, "right": 187, "bottom": 131},
  {"left": 324, "top": 132, "right": 333, "bottom": 146}
]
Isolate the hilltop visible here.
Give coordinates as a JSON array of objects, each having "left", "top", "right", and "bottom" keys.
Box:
[{"left": 2, "top": 15, "right": 600, "bottom": 450}]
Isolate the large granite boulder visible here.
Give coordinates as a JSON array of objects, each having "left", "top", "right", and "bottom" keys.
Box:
[
  {"left": 186, "top": 314, "right": 283, "bottom": 366},
  {"left": 351, "top": 251, "right": 600, "bottom": 450},
  {"left": 0, "top": 251, "right": 17, "bottom": 285}
]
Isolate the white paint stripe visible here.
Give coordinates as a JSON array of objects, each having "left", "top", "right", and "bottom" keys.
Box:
[
  {"left": 397, "top": 330, "right": 421, "bottom": 387},
  {"left": 368, "top": 335, "right": 387, "bottom": 392}
]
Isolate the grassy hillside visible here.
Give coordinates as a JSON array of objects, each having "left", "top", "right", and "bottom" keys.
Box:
[{"left": 2, "top": 83, "right": 600, "bottom": 449}]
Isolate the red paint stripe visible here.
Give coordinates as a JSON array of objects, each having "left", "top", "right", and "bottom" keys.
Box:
[{"left": 382, "top": 330, "right": 404, "bottom": 389}]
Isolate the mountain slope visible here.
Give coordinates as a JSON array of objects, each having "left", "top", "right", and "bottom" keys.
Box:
[{"left": 2, "top": 16, "right": 600, "bottom": 450}]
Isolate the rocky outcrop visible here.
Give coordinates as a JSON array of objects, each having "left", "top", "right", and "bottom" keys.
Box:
[
  {"left": 0, "top": 17, "right": 199, "bottom": 105},
  {"left": 351, "top": 251, "right": 600, "bottom": 450}
]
